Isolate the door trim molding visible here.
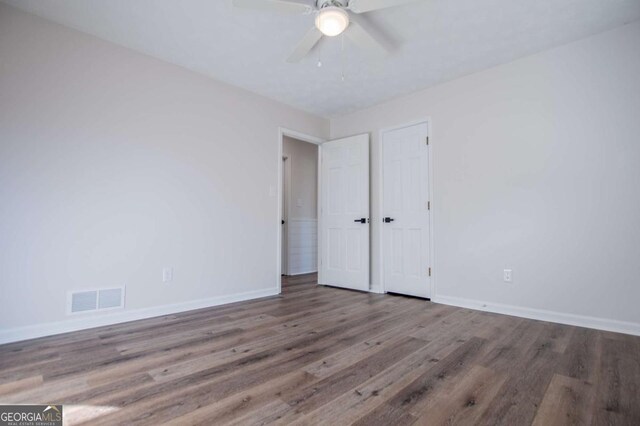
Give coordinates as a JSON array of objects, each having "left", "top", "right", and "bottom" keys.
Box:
[
  {"left": 277, "top": 128, "right": 324, "bottom": 294},
  {"left": 378, "top": 118, "right": 435, "bottom": 298},
  {"left": 281, "top": 154, "right": 291, "bottom": 276}
]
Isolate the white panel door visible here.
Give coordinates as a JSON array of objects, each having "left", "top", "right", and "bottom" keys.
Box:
[
  {"left": 319, "top": 134, "right": 369, "bottom": 291},
  {"left": 382, "top": 122, "right": 431, "bottom": 298}
]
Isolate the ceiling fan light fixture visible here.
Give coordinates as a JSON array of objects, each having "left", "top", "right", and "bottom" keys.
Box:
[{"left": 315, "top": 7, "right": 349, "bottom": 37}]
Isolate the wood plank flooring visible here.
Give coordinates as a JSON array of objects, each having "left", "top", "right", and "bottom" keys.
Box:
[{"left": 1, "top": 273, "right": 639, "bottom": 425}]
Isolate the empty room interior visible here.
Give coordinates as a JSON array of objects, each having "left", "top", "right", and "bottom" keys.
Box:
[{"left": 1, "top": 0, "right": 639, "bottom": 424}]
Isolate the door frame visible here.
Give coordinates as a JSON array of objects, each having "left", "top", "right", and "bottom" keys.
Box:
[
  {"left": 378, "top": 118, "right": 435, "bottom": 298},
  {"left": 277, "top": 127, "right": 325, "bottom": 293},
  {"left": 281, "top": 154, "right": 290, "bottom": 276}
]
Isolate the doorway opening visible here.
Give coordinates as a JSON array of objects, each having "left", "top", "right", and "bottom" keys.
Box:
[
  {"left": 277, "top": 129, "right": 323, "bottom": 292},
  {"left": 281, "top": 136, "right": 319, "bottom": 277}
]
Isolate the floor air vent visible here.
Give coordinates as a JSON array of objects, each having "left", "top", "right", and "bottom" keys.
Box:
[
  {"left": 70, "top": 290, "right": 98, "bottom": 313},
  {"left": 69, "top": 287, "right": 125, "bottom": 314}
]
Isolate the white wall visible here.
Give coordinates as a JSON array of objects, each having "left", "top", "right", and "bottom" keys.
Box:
[
  {"left": 282, "top": 136, "right": 318, "bottom": 275},
  {"left": 331, "top": 22, "right": 640, "bottom": 333},
  {"left": 0, "top": 4, "right": 328, "bottom": 341}
]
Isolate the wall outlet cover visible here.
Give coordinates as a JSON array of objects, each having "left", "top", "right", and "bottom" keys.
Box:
[{"left": 163, "top": 267, "right": 174, "bottom": 283}]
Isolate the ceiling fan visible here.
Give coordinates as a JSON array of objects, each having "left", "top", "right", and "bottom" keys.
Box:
[{"left": 233, "top": 0, "right": 422, "bottom": 63}]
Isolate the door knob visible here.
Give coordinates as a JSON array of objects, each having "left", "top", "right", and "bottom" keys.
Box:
[
  {"left": 354, "top": 218, "right": 367, "bottom": 224},
  {"left": 383, "top": 217, "right": 395, "bottom": 223}
]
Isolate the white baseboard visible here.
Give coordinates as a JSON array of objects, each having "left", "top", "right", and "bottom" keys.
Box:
[
  {"left": 0, "top": 287, "right": 280, "bottom": 345},
  {"left": 369, "top": 284, "right": 384, "bottom": 294},
  {"left": 433, "top": 294, "right": 640, "bottom": 336}
]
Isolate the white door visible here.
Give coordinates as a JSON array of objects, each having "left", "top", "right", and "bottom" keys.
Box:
[
  {"left": 319, "top": 134, "right": 369, "bottom": 291},
  {"left": 382, "top": 122, "right": 431, "bottom": 298}
]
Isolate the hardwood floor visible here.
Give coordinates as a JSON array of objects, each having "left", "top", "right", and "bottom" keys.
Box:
[{"left": 1, "top": 273, "right": 639, "bottom": 425}]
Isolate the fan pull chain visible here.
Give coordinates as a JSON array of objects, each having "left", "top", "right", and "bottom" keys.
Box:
[
  {"left": 317, "top": 38, "right": 323, "bottom": 68},
  {"left": 341, "top": 33, "right": 345, "bottom": 81}
]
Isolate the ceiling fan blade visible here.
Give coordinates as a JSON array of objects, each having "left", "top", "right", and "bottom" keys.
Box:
[
  {"left": 287, "top": 26, "right": 323, "bottom": 63},
  {"left": 345, "top": 20, "right": 390, "bottom": 56},
  {"left": 347, "top": 0, "right": 420, "bottom": 14},
  {"left": 232, "top": 0, "right": 313, "bottom": 14}
]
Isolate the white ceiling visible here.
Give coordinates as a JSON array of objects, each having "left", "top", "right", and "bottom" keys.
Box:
[{"left": 4, "top": 0, "right": 640, "bottom": 117}]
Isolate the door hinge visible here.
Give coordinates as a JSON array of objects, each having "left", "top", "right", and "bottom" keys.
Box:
[
  {"left": 427, "top": 201, "right": 431, "bottom": 210},
  {"left": 425, "top": 136, "right": 429, "bottom": 146},
  {"left": 428, "top": 267, "right": 432, "bottom": 277}
]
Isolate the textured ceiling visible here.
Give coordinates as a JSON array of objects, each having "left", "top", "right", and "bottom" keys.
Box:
[{"left": 3, "top": 0, "right": 640, "bottom": 117}]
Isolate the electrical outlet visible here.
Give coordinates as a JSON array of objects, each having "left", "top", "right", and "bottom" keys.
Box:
[
  {"left": 503, "top": 269, "right": 513, "bottom": 283},
  {"left": 163, "top": 267, "right": 173, "bottom": 283}
]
